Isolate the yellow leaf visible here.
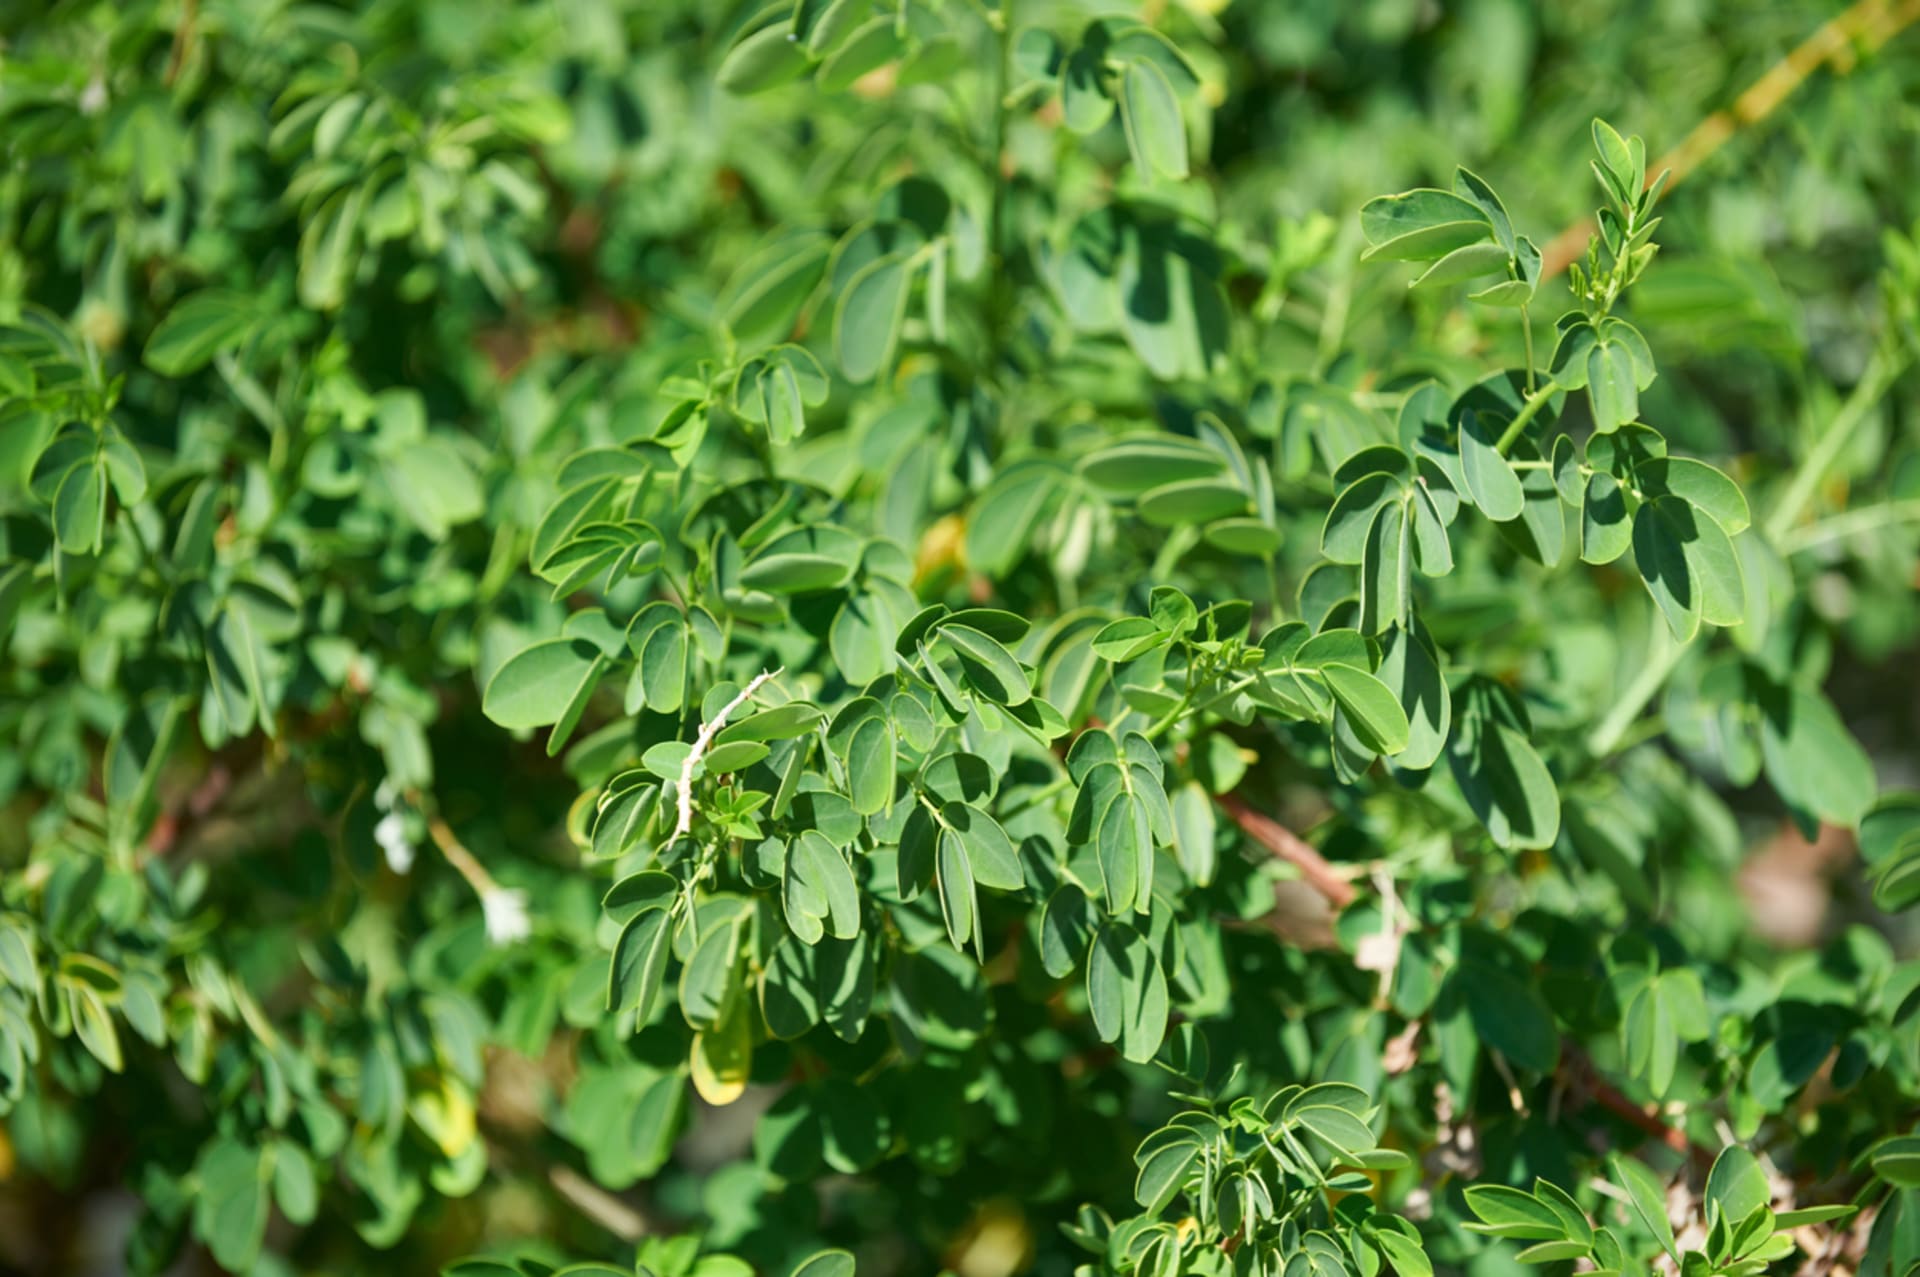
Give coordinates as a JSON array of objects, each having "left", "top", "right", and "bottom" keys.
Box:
[
  {"left": 407, "top": 1075, "right": 477, "bottom": 1159},
  {"left": 690, "top": 998, "right": 752, "bottom": 1106}
]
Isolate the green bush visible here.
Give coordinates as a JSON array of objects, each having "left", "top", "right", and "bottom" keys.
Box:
[{"left": 1, "top": 2, "right": 1918, "bottom": 1276}]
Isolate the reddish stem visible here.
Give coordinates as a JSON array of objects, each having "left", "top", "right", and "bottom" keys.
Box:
[{"left": 1216, "top": 792, "right": 1357, "bottom": 909}]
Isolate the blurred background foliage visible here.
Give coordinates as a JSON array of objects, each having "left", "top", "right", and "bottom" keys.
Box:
[{"left": 0, "top": 0, "right": 1916, "bottom": 1274}]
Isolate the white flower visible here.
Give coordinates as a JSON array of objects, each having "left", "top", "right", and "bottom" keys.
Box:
[
  {"left": 374, "top": 811, "right": 415, "bottom": 874},
  {"left": 79, "top": 75, "right": 108, "bottom": 117},
  {"left": 481, "top": 887, "right": 532, "bottom": 947}
]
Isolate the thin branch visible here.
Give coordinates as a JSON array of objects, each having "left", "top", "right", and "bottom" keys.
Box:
[
  {"left": 1767, "top": 346, "right": 1906, "bottom": 541},
  {"left": 548, "top": 1165, "right": 647, "bottom": 1242},
  {"left": 1569, "top": 1048, "right": 1713, "bottom": 1167},
  {"left": 672, "top": 669, "right": 781, "bottom": 840},
  {"left": 426, "top": 815, "right": 501, "bottom": 896},
  {"left": 1780, "top": 497, "right": 1920, "bottom": 553},
  {"left": 1540, "top": 0, "right": 1920, "bottom": 278},
  {"left": 165, "top": 0, "right": 198, "bottom": 86},
  {"left": 1587, "top": 606, "right": 1679, "bottom": 758},
  {"left": 1216, "top": 792, "right": 1358, "bottom": 909}
]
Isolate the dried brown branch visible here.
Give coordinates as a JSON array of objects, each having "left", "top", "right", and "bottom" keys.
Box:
[{"left": 1541, "top": 0, "right": 1920, "bottom": 278}]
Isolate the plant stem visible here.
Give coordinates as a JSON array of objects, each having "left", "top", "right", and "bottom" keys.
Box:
[
  {"left": 1215, "top": 792, "right": 1357, "bottom": 909},
  {"left": 1765, "top": 346, "right": 1906, "bottom": 542},
  {"left": 1143, "top": 687, "right": 1195, "bottom": 741},
  {"left": 986, "top": 0, "right": 1013, "bottom": 372},
  {"left": 996, "top": 775, "right": 1070, "bottom": 820},
  {"left": 1586, "top": 609, "right": 1679, "bottom": 757},
  {"left": 1494, "top": 385, "right": 1556, "bottom": 456},
  {"left": 672, "top": 668, "right": 781, "bottom": 840},
  {"left": 428, "top": 814, "right": 502, "bottom": 897},
  {"left": 1780, "top": 497, "right": 1920, "bottom": 554},
  {"left": 1520, "top": 303, "right": 1537, "bottom": 393}
]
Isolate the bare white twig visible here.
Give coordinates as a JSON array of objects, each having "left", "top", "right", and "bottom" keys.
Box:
[{"left": 672, "top": 669, "right": 781, "bottom": 840}]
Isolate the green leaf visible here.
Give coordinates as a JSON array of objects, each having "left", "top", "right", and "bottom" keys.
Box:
[
  {"left": 790, "top": 830, "right": 860, "bottom": 942},
  {"left": 1587, "top": 342, "right": 1639, "bottom": 432},
  {"left": 1581, "top": 472, "right": 1633, "bottom": 564},
  {"left": 1359, "top": 500, "right": 1410, "bottom": 634},
  {"left": 1459, "top": 412, "right": 1524, "bottom": 522},
  {"left": 1379, "top": 625, "right": 1450, "bottom": 771},
  {"left": 828, "top": 698, "right": 895, "bottom": 816},
  {"left": 1449, "top": 708, "right": 1560, "bottom": 851},
  {"left": 100, "top": 426, "right": 146, "bottom": 502},
  {"left": 483, "top": 638, "right": 603, "bottom": 730},
  {"left": 936, "top": 822, "right": 978, "bottom": 953},
  {"left": 1454, "top": 168, "right": 1515, "bottom": 254},
  {"left": 1322, "top": 472, "right": 1403, "bottom": 564},
  {"left": 835, "top": 252, "right": 913, "bottom": 383},
  {"left": 760, "top": 359, "right": 805, "bottom": 444},
  {"left": 1374, "top": 1228, "right": 1433, "bottom": 1277},
  {"left": 384, "top": 437, "right": 485, "bottom": 539},
  {"left": 679, "top": 913, "right": 745, "bottom": 1031},
  {"left": 69, "top": 982, "right": 122, "bottom": 1072},
  {"left": 1321, "top": 663, "right": 1410, "bottom": 756},
  {"left": 1116, "top": 216, "right": 1228, "bottom": 380},
  {"left": 297, "top": 181, "right": 366, "bottom": 311},
  {"left": 1092, "top": 617, "right": 1167, "bottom": 663},
  {"left": 1611, "top": 1155, "right": 1678, "bottom": 1257},
  {"left": 946, "top": 803, "right": 1023, "bottom": 892},
  {"left": 1633, "top": 498, "right": 1702, "bottom": 643},
  {"left": 145, "top": 290, "right": 259, "bottom": 375},
  {"left": 939, "top": 624, "right": 1031, "bottom": 706},
  {"left": 52, "top": 455, "right": 106, "bottom": 554},
  {"left": 1638, "top": 457, "right": 1750, "bottom": 535},
  {"left": 816, "top": 17, "right": 903, "bottom": 93},
  {"left": 1409, "top": 482, "right": 1455, "bottom": 574},
  {"left": 1409, "top": 242, "right": 1511, "bottom": 292},
  {"left": 629, "top": 604, "right": 689, "bottom": 715},
  {"left": 1759, "top": 681, "right": 1877, "bottom": 833},
  {"left": 719, "top": 229, "right": 832, "bottom": 347},
  {"left": 194, "top": 1137, "right": 270, "bottom": 1273},
  {"left": 1135, "top": 1127, "right": 1204, "bottom": 1214},
  {"left": 272, "top": 1143, "right": 318, "bottom": 1225},
  {"left": 609, "top": 907, "right": 674, "bottom": 1022},
  {"left": 1059, "top": 40, "right": 1113, "bottom": 134},
  {"left": 603, "top": 870, "right": 676, "bottom": 922},
  {"left": 1137, "top": 477, "right": 1248, "bottom": 527},
  {"left": 790, "top": 1250, "right": 856, "bottom": 1277},
  {"left": 1870, "top": 1136, "right": 1920, "bottom": 1189},
  {"left": 1871, "top": 837, "right": 1920, "bottom": 912},
  {"left": 1360, "top": 189, "right": 1491, "bottom": 262},
  {"left": 1592, "top": 118, "right": 1636, "bottom": 194},
  {"left": 1461, "top": 961, "right": 1559, "bottom": 1073},
  {"left": 1041, "top": 884, "right": 1094, "bottom": 978},
  {"left": 1704, "top": 1147, "right": 1770, "bottom": 1229},
  {"left": 717, "top": 18, "right": 810, "bottom": 95},
  {"left": 1087, "top": 922, "right": 1169, "bottom": 1063},
  {"left": 803, "top": 0, "right": 864, "bottom": 55},
  {"left": 1079, "top": 436, "right": 1227, "bottom": 495},
  {"left": 1514, "top": 1240, "right": 1591, "bottom": 1264},
  {"left": 966, "top": 463, "right": 1064, "bottom": 577},
  {"left": 1170, "top": 780, "right": 1216, "bottom": 887},
  {"left": 1464, "top": 1185, "right": 1567, "bottom": 1240},
  {"left": 1119, "top": 58, "right": 1187, "bottom": 180},
  {"left": 1774, "top": 1205, "right": 1856, "bottom": 1229}
]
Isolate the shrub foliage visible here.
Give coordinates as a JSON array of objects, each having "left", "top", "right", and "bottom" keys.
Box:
[{"left": 1, "top": 3, "right": 1918, "bottom": 1277}]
